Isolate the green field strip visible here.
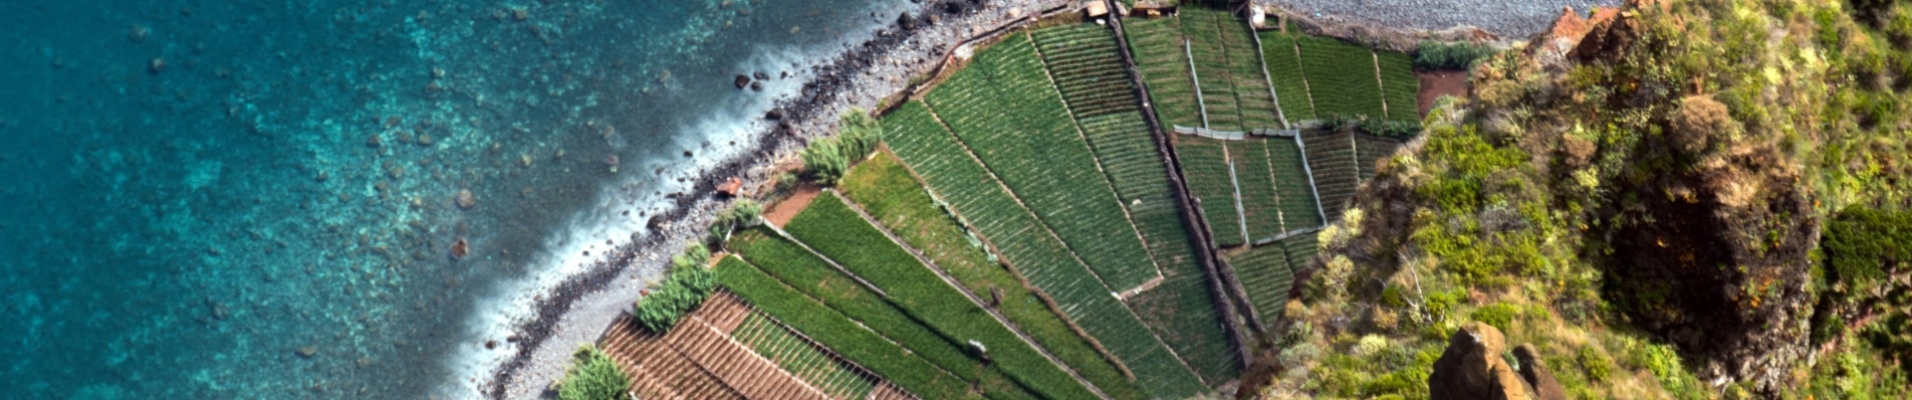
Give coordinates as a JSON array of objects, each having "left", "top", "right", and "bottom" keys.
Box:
[
  {"left": 1233, "top": 138, "right": 1286, "bottom": 239},
  {"left": 1033, "top": 23, "right": 1141, "bottom": 119},
  {"left": 1301, "top": 130, "right": 1359, "bottom": 220},
  {"left": 727, "top": 229, "right": 979, "bottom": 379},
  {"left": 1174, "top": 136, "right": 1247, "bottom": 247},
  {"left": 1123, "top": 17, "right": 1204, "bottom": 129},
  {"left": 1222, "top": 245, "right": 1296, "bottom": 329},
  {"left": 885, "top": 100, "right": 1210, "bottom": 398},
  {"left": 924, "top": 32, "right": 1159, "bottom": 292},
  {"left": 730, "top": 313, "right": 880, "bottom": 400},
  {"left": 1178, "top": 9, "right": 1244, "bottom": 131},
  {"left": 1354, "top": 134, "right": 1403, "bottom": 184},
  {"left": 1375, "top": 51, "right": 1420, "bottom": 121},
  {"left": 1258, "top": 31, "right": 1316, "bottom": 121},
  {"left": 840, "top": 151, "right": 1152, "bottom": 400},
  {"left": 1210, "top": 11, "right": 1282, "bottom": 130},
  {"left": 1280, "top": 233, "right": 1321, "bottom": 273},
  {"left": 1295, "top": 36, "right": 1388, "bottom": 120},
  {"left": 1071, "top": 112, "right": 1242, "bottom": 386},
  {"left": 1267, "top": 137, "right": 1324, "bottom": 229},
  {"left": 714, "top": 256, "right": 977, "bottom": 400},
  {"left": 785, "top": 192, "right": 1103, "bottom": 400},
  {"left": 1124, "top": 268, "right": 1240, "bottom": 384}
]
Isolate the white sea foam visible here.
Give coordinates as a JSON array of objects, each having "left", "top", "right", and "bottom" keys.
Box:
[{"left": 434, "top": 46, "right": 820, "bottom": 399}]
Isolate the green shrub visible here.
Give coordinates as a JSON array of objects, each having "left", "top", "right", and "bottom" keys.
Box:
[
  {"left": 1469, "top": 303, "right": 1520, "bottom": 333},
  {"left": 557, "top": 345, "right": 629, "bottom": 400},
  {"left": 839, "top": 107, "right": 883, "bottom": 161},
  {"left": 706, "top": 199, "right": 764, "bottom": 246},
  {"left": 1414, "top": 41, "right": 1497, "bottom": 71},
  {"left": 802, "top": 137, "right": 850, "bottom": 186},
  {"left": 1578, "top": 346, "right": 1613, "bottom": 383},
  {"left": 637, "top": 244, "right": 718, "bottom": 332},
  {"left": 1823, "top": 206, "right": 1912, "bottom": 293}
]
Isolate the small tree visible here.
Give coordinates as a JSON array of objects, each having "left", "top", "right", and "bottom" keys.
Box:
[{"left": 557, "top": 345, "right": 629, "bottom": 400}]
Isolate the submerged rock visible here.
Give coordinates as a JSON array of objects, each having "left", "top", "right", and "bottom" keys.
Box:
[{"left": 734, "top": 74, "right": 751, "bottom": 89}]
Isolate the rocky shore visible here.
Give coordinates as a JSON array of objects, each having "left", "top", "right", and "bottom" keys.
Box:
[{"left": 480, "top": 0, "right": 1078, "bottom": 398}]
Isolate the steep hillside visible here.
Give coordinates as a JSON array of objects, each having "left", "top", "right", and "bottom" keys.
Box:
[{"left": 1255, "top": 0, "right": 1912, "bottom": 398}]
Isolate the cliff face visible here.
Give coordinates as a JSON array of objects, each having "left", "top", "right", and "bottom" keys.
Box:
[{"left": 1254, "top": 0, "right": 1891, "bottom": 398}]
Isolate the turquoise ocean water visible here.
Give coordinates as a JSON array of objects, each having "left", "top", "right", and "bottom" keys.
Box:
[{"left": 0, "top": 0, "right": 901, "bottom": 398}]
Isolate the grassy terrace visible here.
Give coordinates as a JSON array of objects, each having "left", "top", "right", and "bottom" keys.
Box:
[
  {"left": 1222, "top": 244, "right": 1296, "bottom": 329},
  {"left": 1174, "top": 135, "right": 1246, "bottom": 246},
  {"left": 1233, "top": 138, "right": 1286, "bottom": 240},
  {"left": 1258, "top": 31, "right": 1315, "bottom": 121},
  {"left": 1267, "top": 137, "right": 1323, "bottom": 230},
  {"left": 1302, "top": 130, "right": 1358, "bottom": 219},
  {"left": 925, "top": 32, "right": 1160, "bottom": 291},
  {"left": 840, "top": 152, "right": 1152, "bottom": 400},
  {"left": 1210, "top": 11, "right": 1281, "bottom": 130},
  {"left": 886, "top": 99, "right": 1209, "bottom": 397},
  {"left": 1296, "top": 35, "right": 1387, "bottom": 120},
  {"left": 1180, "top": 9, "right": 1244, "bottom": 131},
  {"left": 714, "top": 256, "right": 978, "bottom": 399},
  {"left": 784, "top": 192, "right": 1101, "bottom": 400},
  {"left": 730, "top": 313, "right": 879, "bottom": 399},
  {"left": 1375, "top": 51, "right": 1419, "bottom": 121},
  {"left": 1123, "top": 17, "right": 1203, "bottom": 129},
  {"left": 1036, "top": 21, "right": 1241, "bottom": 385},
  {"left": 1032, "top": 24, "right": 1137, "bottom": 119}
]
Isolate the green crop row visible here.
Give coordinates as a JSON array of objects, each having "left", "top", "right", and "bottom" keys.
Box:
[
  {"left": 785, "top": 192, "right": 1101, "bottom": 400},
  {"left": 1033, "top": 24, "right": 1140, "bottom": 119},
  {"left": 1124, "top": 269, "right": 1240, "bottom": 383},
  {"left": 1375, "top": 51, "right": 1420, "bottom": 121},
  {"left": 1233, "top": 139, "right": 1288, "bottom": 240},
  {"left": 1224, "top": 244, "right": 1297, "bottom": 328},
  {"left": 730, "top": 313, "right": 879, "bottom": 399},
  {"left": 1175, "top": 136, "right": 1247, "bottom": 247},
  {"left": 1259, "top": 32, "right": 1317, "bottom": 121},
  {"left": 840, "top": 151, "right": 1153, "bottom": 400},
  {"left": 1124, "top": 17, "right": 1205, "bottom": 129},
  {"left": 886, "top": 99, "right": 1210, "bottom": 397},
  {"left": 1268, "top": 137, "right": 1324, "bottom": 229},
  {"left": 1179, "top": 9, "right": 1243, "bottom": 132},
  {"left": 1297, "top": 36, "right": 1388, "bottom": 121},
  {"left": 714, "top": 256, "right": 978, "bottom": 400},
  {"left": 1280, "top": 232, "right": 1321, "bottom": 272},
  {"left": 1302, "top": 130, "right": 1360, "bottom": 219},
  {"left": 726, "top": 229, "right": 982, "bottom": 381},
  {"left": 1208, "top": 10, "right": 1282, "bottom": 130},
  {"left": 926, "top": 32, "right": 1160, "bottom": 291}
]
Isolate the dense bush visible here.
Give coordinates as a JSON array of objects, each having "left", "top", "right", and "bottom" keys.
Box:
[
  {"left": 801, "top": 108, "right": 885, "bottom": 186},
  {"left": 637, "top": 244, "right": 718, "bottom": 332},
  {"left": 557, "top": 345, "right": 629, "bottom": 400},
  {"left": 1823, "top": 206, "right": 1911, "bottom": 293},
  {"left": 1414, "top": 41, "right": 1496, "bottom": 71},
  {"left": 705, "top": 199, "right": 763, "bottom": 246}
]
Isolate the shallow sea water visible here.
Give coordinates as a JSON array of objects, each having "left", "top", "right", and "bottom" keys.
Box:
[{"left": 0, "top": 0, "right": 899, "bottom": 398}]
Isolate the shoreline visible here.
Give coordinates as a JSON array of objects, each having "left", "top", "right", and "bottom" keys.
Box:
[{"left": 477, "top": 1, "right": 1078, "bottom": 398}]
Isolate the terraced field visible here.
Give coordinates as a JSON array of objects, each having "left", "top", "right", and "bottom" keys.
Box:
[
  {"left": 730, "top": 313, "right": 880, "bottom": 400},
  {"left": 1123, "top": 17, "right": 1204, "bottom": 129},
  {"left": 1302, "top": 130, "right": 1359, "bottom": 220},
  {"left": 926, "top": 32, "right": 1160, "bottom": 291},
  {"left": 784, "top": 192, "right": 1101, "bottom": 400},
  {"left": 839, "top": 152, "right": 1153, "bottom": 400},
  {"left": 1223, "top": 245, "right": 1297, "bottom": 329},
  {"left": 1179, "top": 9, "right": 1243, "bottom": 131},
  {"left": 1268, "top": 137, "right": 1324, "bottom": 230},
  {"left": 886, "top": 98, "right": 1210, "bottom": 397},
  {"left": 1174, "top": 135, "right": 1246, "bottom": 247},
  {"left": 1036, "top": 21, "right": 1242, "bottom": 385},
  {"left": 1211, "top": 12, "right": 1282, "bottom": 130},
  {"left": 1233, "top": 138, "right": 1286, "bottom": 240},
  {"left": 1280, "top": 233, "right": 1321, "bottom": 271},
  {"left": 1258, "top": 31, "right": 1315, "bottom": 121},
  {"left": 1295, "top": 36, "right": 1387, "bottom": 120},
  {"left": 714, "top": 256, "right": 976, "bottom": 399},
  {"left": 1032, "top": 24, "right": 1136, "bottom": 119},
  {"left": 1376, "top": 51, "right": 1421, "bottom": 121}
]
